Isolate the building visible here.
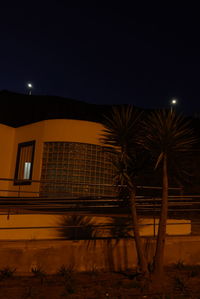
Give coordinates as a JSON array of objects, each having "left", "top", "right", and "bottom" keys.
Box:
[
  {"left": 0, "top": 91, "right": 117, "bottom": 198},
  {"left": 0, "top": 91, "right": 197, "bottom": 241},
  {"left": 1, "top": 90, "right": 199, "bottom": 198}
]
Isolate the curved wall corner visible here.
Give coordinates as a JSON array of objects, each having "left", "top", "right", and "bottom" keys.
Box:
[{"left": 6, "top": 119, "right": 108, "bottom": 197}]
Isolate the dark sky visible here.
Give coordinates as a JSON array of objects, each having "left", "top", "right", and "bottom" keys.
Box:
[{"left": 1, "top": 3, "right": 200, "bottom": 115}]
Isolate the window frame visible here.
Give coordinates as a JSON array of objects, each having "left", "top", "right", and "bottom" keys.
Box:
[{"left": 14, "top": 140, "right": 36, "bottom": 185}]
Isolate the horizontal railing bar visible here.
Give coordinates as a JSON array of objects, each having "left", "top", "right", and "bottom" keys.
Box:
[
  {"left": 0, "top": 190, "right": 39, "bottom": 194},
  {"left": 0, "top": 202, "right": 199, "bottom": 207},
  {"left": 0, "top": 222, "right": 191, "bottom": 230},
  {"left": 0, "top": 177, "right": 182, "bottom": 190},
  {"left": 0, "top": 199, "right": 199, "bottom": 204},
  {"left": 0, "top": 202, "right": 198, "bottom": 207},
  {"left": 2, "top": 210, "right": 200, "bottom": 216},
  {"left": 0, "top": 198, "right": 199, "bottom": 202},
  {"left": 0, "top": 210, "right": 191, "bottom": 213},
  {"left": 0, "top": 206, "right": 195, "bottom": 211},
  {"left": 0, "top": 197, "right": 200, "bottom": 203}
]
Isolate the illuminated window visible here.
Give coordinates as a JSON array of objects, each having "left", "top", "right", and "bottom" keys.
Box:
[
  {"left": 14, "top": 141, "right": 35, "bottom": 185},
  {"left": 24, "top": 162, "right": 31, "bottom": 179}
]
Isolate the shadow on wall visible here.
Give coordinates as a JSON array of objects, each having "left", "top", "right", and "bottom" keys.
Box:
[
  {"left": 56, "top": 215, "right": 140, "bottom": 271},
  {"left": 57, "top": 215, "right": 99, "bottom": 241}
]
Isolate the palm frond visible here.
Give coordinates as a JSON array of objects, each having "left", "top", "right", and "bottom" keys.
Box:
[
  {"left": 142, "top": 110, "right": 196, "bottom": 155},
  {"left": 155, "top": 152, "right": 164, "bottom": 169},
  {"left": 101, "top": 105, "right": 143, "bottom": 154},
  {"left": 142, "top": 109, "right": 197, "bottom": 171},
  {"left": 101, "top": 105, "right": 144, "bottom": 188}
]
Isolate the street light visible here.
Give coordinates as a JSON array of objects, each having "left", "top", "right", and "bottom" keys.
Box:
[
  {"left": 27, "top": 82, "right": 33, "bottom": 95},
  {"left": 170, "top": 98, "right": 177, "bottom": 112}
]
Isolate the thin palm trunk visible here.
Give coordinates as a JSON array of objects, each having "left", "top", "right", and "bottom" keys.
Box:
[
  {"left": 153, "top": 154, "right": 168, "bottom": 277},
  {"left": 130, "top": 189, "right": 148, "bottom": 274}
]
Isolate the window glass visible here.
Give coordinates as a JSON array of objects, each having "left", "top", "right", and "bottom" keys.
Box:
[
  {"left": 14, "top": 141, "right": 35, "bottom": 185},
  {"left": 40, "top": 142, "right": 117, "bottom": 198}
]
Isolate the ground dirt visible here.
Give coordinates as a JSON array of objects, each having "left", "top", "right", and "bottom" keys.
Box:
[{"left": 0, "top": 267, "right": 200, "bottom": 298}]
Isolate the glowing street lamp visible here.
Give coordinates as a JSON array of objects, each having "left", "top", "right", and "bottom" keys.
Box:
[
  {"left": 170, "top": 98, "right": 177, "bottom": 112},
  {"left": 27, "top": 82, "right": 33, "bottom": 95},
  {"left": 171, "top": 98, "right": 177, "bottom": 105}
]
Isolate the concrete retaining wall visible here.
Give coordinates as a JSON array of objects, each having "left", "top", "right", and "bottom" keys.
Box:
[{"left": 0, "top": 236, "right": 200, "bottom": 274}]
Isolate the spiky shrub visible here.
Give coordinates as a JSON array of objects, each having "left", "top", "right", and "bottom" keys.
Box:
[
  {"left": 173, "top": 275, "right": 189, "bottom": 294},
  {"left": 57, "top": 265, "right": 73, "bottom": 279},
  {"left": 0, "top": 267, "right": 16, "bottom": 280},
  {"left": 58, "top": 265, "right": 76, "bottom": 296},
  {"left": 31, "top": 267, "right": 46, "bottom": 284},
  {"left": 174, "top": 260, "right": 185, "bottom": 270}
]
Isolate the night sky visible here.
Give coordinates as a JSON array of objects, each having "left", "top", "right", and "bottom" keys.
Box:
[{"left": 1, "top": 3, "right": 200, "bottom": 115}]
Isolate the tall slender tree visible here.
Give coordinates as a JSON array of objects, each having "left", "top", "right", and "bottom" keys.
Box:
[
  {"left": 142, "top": 109, "right": 196, "bottom": 282},
  {"left": 101, "top": 105, "right": 148, "bottom": 274}
]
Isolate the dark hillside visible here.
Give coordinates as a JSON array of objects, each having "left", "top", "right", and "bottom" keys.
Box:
[{"left": 0, "top": 90, "right": 113, "bottom": 127}]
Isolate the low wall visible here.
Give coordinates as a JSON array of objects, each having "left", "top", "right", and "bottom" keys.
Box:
[
  {"left": 0, "top": 213, "right": 191, "bottom": 240},
  {"left": 0, "top": 236, "right": 200, "bottom": 274}
]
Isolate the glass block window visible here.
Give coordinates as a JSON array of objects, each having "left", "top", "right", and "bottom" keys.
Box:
[{"left": 40, "top": 142, "right": 117, "bottom": 198}]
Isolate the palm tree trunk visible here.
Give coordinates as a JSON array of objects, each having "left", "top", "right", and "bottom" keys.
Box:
[
  {"left": 153, "top": 154, "right": 168, "bottom": 278},
  {"left": 130, "top": 189, "right": 148, "bottom": 275}
]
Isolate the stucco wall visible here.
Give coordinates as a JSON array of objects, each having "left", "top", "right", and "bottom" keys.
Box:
[
  {"left": 0, "top": 213, "right": 191, "bottom": 240},
  {"left": 0, "top": 236, "right": 200, "bottom": 274},
  {"left": 5, "top": 119, "right": 105, "bottom": 196},
  {"left": 43, "top": 119, "right": 104, "bottom": 145},
  {"left": 0, "top": 124, "right": 15, "bottom": 196}
]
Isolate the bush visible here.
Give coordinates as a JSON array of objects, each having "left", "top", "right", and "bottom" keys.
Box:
[
  {"left": 0, "top": 267, "right": 16, "bottom": 280},
  {"left": 31, "top": 267, "right": 46, "bottom": 284}
]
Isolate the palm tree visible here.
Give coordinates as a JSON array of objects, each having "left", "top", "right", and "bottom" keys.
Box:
[
  {"left": 142, "top": 109, "right": 196, "bottom": 281},
  {"left": 101, "top": 105, "right": 148, "bottom": 275}
]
